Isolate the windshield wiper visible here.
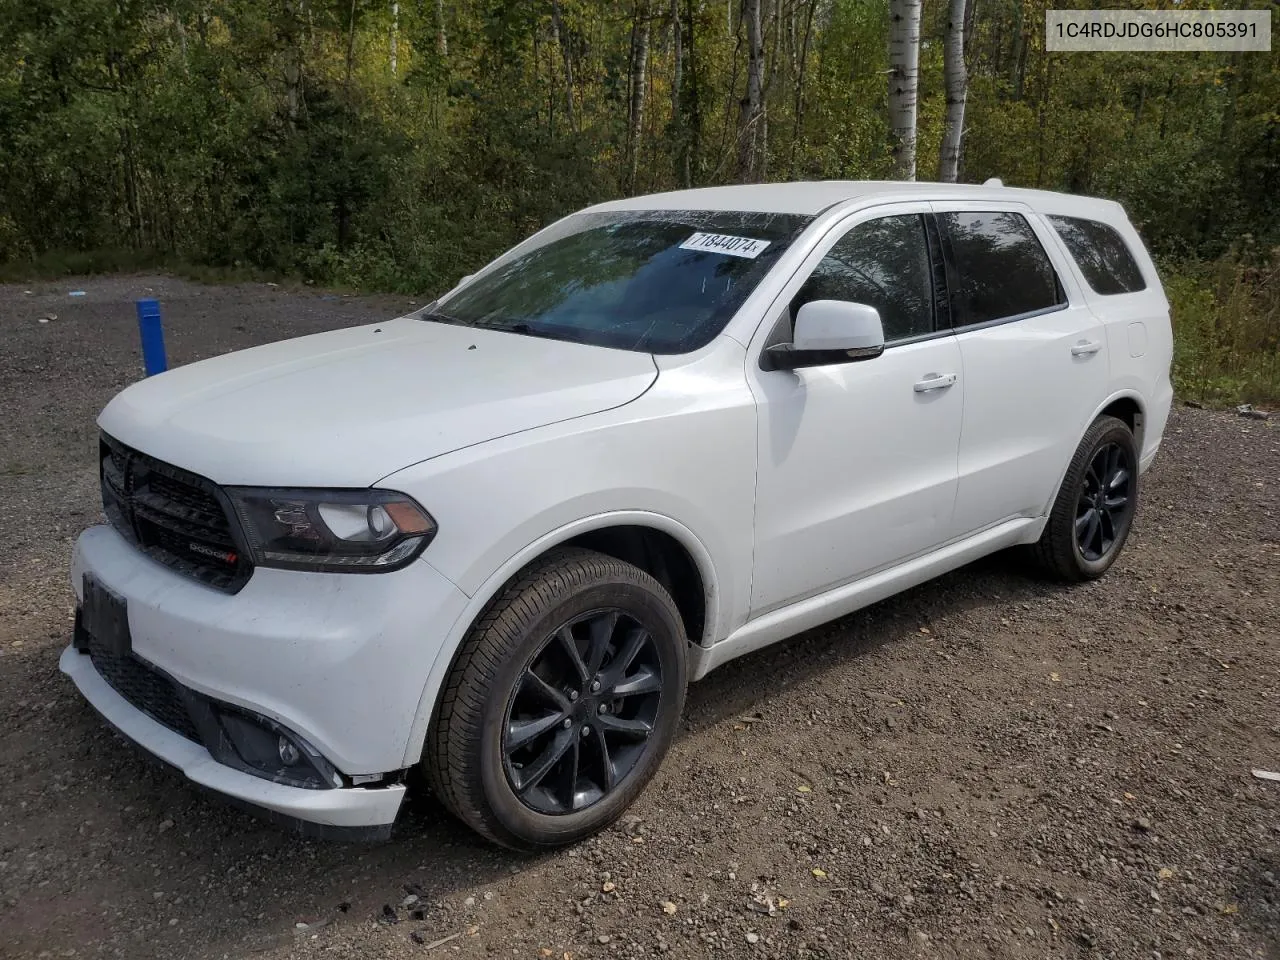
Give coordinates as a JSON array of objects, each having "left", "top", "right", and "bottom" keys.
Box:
[
  {"left": 495, "top": 321, "right": 560, "bottom": 341},
  {"left": 418, "top": 310, "right": 464, "bottom": 326}
]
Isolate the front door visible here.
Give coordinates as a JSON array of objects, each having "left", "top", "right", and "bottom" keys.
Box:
[{"left": 747, "top": 206, "right": 964, "bottom": 616}]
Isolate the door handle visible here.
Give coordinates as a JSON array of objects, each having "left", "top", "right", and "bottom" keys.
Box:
[
  {"left": 913, "top": 373, "right": 957, "bottom": 393},
  {"left": 1071, "top": 339, "right": 1103, "bottom": 357}
]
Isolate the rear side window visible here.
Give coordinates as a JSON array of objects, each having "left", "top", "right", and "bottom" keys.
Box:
[
  {"left": 1047, "top": 215, "right": 1147, "bottom": 295},
  {"left": 940, "top": 211, "right": 1065, "bottom": 327}
]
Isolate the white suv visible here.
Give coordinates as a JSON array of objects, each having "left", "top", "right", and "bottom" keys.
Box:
[{"left": 64, "top": 181, "right": 1173, "bottom": 848}]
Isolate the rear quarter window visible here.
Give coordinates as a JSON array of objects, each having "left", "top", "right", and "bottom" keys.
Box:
[{"left": 1047, "top": 215, "right": 1147, "bottom": 296}]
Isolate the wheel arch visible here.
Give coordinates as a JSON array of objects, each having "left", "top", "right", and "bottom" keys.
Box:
[
  {"left": 400, "top": 511, "right": 719, "bottom": 768},
  {"left": 1035, "top": 389, "right": 1147, "bottom": 520}
]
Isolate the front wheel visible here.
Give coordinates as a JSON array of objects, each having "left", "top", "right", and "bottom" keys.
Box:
[
  {"left": 423, "top": 548, "right": 687, "bottom": 850},
  {"left": 1031, "top": 415, "right": 1140, "bottom": 581}
]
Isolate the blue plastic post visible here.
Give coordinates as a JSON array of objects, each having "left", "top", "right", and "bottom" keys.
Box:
[{"left": 135, "top": 299, "right": 168, "bottom": 376}]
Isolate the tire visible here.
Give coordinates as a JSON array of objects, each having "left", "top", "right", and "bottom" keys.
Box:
[
  {"left": 1031, "top": 415, "right": 1140, "bottom": 582},
  {"left": 423, "top": 548, "right": 688, "bottom": 850}
]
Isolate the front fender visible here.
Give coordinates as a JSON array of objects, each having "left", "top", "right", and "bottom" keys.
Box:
[{"left": 397, "top": 509, "right": 722, "bottom": 768}]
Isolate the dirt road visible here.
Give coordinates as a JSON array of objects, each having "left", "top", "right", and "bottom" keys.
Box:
[{"left": 1, "top": 276, "right": 1277, "bottom": 960}]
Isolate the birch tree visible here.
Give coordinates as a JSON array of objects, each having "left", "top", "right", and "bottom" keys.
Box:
[
  {"left": 626, "top": 2, "right": 651, "bottom": 192},
  {"left": 887, "top": 0, "right": 922, "bottom": 180},
  {"left": 939, "top": 0, "right": 968, "bottom": 181},
  {"left": 736, "top": 0, "right": 765, "bottom": 183}
]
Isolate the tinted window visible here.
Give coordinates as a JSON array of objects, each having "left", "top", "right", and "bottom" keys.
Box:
[
  {"left": 941, "top": 211, "right": 1064, "bottom": 326},
  {"left": 1047, "top": 215, "right": 1147, "bottom": 295},
  {"left": 425, "top": 210, "right": 812, "bottom": 354},
  {"left": 795, "top": 214, "right": 934, "bottom": 342}
]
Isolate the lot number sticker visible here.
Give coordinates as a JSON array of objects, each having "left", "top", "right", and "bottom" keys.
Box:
[{"left": 679, "top": 232, "right": 771, "bottom": 259}]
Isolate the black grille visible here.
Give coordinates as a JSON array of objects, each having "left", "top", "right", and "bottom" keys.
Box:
[
  {"left": 88, "top": 638, "right": 201, "bottom": 743},
  {"left": 101, "top": 434, "right": 251, "bottom": 592}
]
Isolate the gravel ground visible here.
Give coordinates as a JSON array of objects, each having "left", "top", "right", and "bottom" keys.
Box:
[{"left": 1, "top": 275, "right": 1277, "bottom": 960}]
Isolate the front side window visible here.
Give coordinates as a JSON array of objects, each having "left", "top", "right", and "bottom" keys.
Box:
[
  {"left": 940, "top": 211, "right": 1065, "bottom": 326},
  {"left": 1047, "top": 215, "right": 1147, "bottom": 295},
  {"left": 794, "top": 214, "right": 935, "bottom": 342},
  {"left": 422, "top": 210, "right": 812, "bottom": 354}
]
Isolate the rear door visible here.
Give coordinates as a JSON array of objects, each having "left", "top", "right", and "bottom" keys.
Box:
[
  {"left": 1043, "top": 212, "right": 1174, "bottom": 470},
  {"left": 933, "top": 202, "right": 1109, "bottom": 539}
]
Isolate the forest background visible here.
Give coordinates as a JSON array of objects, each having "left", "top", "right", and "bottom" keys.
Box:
[{"left": 1, "top": 0, "right": 1276, "bottom": 402}]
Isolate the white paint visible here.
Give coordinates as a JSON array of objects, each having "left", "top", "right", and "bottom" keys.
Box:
[
  {"left": 70, "top": 181, "right": 1174, "bottom": 834},
  {"left": 689, "top": 518, "right": 1040, "bottom": 679},
  {"left": 98, "top": 319, "right": 658, "bottom": 487},
  {"left": 791, "top": 300, "right": 885, "bottom": 351},
  {"left": 60, "top": 646, "right": 406, "bottom": 828}
]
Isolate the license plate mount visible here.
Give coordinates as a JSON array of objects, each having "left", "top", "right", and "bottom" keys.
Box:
[{"left": 81, "top": 574, "right": 131, "bottom": 657}]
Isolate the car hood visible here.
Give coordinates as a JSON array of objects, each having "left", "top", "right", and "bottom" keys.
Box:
[{"left": 99, "top": 317, "right": 658, "bottom": 487}]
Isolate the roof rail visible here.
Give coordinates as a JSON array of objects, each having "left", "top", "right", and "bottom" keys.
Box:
[{"left": 982, "top": 177, "right": 1004, "bottom": 188}]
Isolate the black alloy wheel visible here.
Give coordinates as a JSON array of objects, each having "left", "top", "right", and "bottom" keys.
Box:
[
  {"left": 424, "top": 547, "right": 687, "bottom": 850},
  {"left": 501, "top": 609, "right": 663, "bottom": 815},
  {"left": 1031, "top": 414, "right": 1140, "bottom": 582},
  {"left": 1074, "top": 441, "right": 1134, "bottom": 562}
]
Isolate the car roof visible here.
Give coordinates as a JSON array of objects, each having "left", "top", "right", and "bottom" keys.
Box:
[{"left": 588, "top": 180, "right": 1127, "bottom": 221}]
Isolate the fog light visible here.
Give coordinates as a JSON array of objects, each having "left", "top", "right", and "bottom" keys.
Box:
[
  {"left": 215, "top": 709, "right": 342, "bottom": 789},
  {"left": 278, "top": 736, "right": 301, "bottom": 766}
]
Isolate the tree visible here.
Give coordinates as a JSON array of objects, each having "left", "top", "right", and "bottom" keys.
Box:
[
  {"left": 626, "top": 1, "right": 651, "bottom": 192},
  {"left": 888, "top": 0, "right": 922, "bottom": 180},
  {"left": 736, "top": 0, "right": 765, "bottom": 182},
  {"left": 939, "top": 0, "right": 968, "bottom": 182}
]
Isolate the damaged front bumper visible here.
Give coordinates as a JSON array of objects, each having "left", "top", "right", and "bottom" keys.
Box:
[
  {"left": 62, "top": 524, "right": 473, "bottom": 839},
  {"left": 61, "top": 644, "right": 406, "bottom": 839}
]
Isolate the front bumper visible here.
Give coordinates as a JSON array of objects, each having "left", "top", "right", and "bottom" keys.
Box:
[
  {"left": 61, "top": 645, "right": 405, "bottom": 836},
  {"left": 64, "top": 524, "right": 471, "bottom": 834}
]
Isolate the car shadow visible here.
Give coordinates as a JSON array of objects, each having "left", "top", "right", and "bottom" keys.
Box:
[{"left": 681, "top": 548, "right": 1075, "bottom": 734}]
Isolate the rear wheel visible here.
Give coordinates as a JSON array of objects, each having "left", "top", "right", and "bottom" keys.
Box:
[
  {"left": 1031, "top": 415, "right": 1139, "bottom": 581},
  {"left": 424, "top": 548, "right": 687, "bottom": 850}
]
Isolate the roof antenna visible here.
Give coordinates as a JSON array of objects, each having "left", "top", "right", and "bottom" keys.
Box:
[{"left": 983, "top": 177, "right": 1004, "bottom": 188}]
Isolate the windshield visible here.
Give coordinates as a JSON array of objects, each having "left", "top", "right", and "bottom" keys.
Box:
[{"left": 421, "top": 210, "right": 813, "bottom": 354}]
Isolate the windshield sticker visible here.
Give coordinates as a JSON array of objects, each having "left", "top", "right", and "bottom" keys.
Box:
[{"left": 678, "top": 232, "right": 771, "bottom": 259}]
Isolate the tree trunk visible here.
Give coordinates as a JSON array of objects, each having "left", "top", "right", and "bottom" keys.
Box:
[
  {"left": 684, "top": 0, "right": 700, "bottom": 186},
  {"left": 788, "top": 0, "right": 816, "bottom": 175},
  {"left": 736, "top": 0, "right": 764, "bottom": 182},
  {"left": 282, "top": 0, "right": 304, "bottom": 125},
  {"left": 939, "top": 0, "right": 967, "bottom": 182},
  {"left": 345, "top": 0, "right": 358, "bottom": 90},
  {"left": 887, "top": 0, "right": 922, "bottom": 180},
  {"left": 173, "top": 9, "right": 189, "bottom": 70},
  {"left": 389, "top": 1, "right": 399, "bottom": 76},
  {"left": 670, "top": 0, "right": 682, "bottom": 119},
  {"left": 435, "top": 0, "right": 448, "bottom": 55},
  {"left": 551, "top": 0, "right": 575, "bottom": 130},
  {"left": 627, "top": 5, "right": 651, "bottom": 192}
]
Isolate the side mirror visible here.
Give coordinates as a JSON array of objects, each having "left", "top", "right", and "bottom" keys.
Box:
[{"left": 763, "top": 300, "right": 886, "bottom": 371}]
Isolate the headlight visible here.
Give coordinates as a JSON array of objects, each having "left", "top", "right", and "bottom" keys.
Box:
[{"left": 225, "top": 487, "right": 436, "bottom": 572}]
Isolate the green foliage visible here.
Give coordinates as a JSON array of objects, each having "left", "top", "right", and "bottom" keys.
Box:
[
  {"left": 0, "top": 0, "right": 1276, "bottom": 405},
  {"left": 1166, "top": 247, "right": 1280, "bottom": 406}
]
